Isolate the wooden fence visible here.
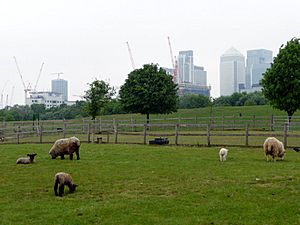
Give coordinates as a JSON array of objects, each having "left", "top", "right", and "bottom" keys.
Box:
[{"left": 1, "top": 115, "right": 300, "bottom": 148}]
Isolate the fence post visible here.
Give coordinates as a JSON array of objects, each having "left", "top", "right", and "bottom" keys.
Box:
[
  {"left": 222, "top": 114, "right": 224, "bottom": 131},
  {"left": 92, "top": 121, "right": 95, "bottom": 144},
  {"left": 114, "top": 124, "right": 118, "bottom": 144},
  {"left": 253, "top": 115, "right": 256, "bottom": 129},
  {"left": 270, "top": 114, "right": 274, "bottom": 131},
  {"left": 143, "top": 124, "right": 147, "bottom": 144},
  {"left": 245, "top": 123, "right": 249, "bottom": 146},
  {"left": 175, "top": 124, "right": 179, "bottom": 145},
  {"left": 99, "top": 117, "right": 102, "bottom": 133},
  {"left": 284, "top": 123, "right": 288, "bottom": 148},
  {"left": 207, "top": 124, "right": 211, "bottom": 147},
  {"left": 63, "top": 120, "right": 66, "bottom": 138},
  {"left": 17, "top": 126, "right": 21, "bottom": 144},
  {"left": 39, "top": 125, "right": 43, "bottom": 143},
  {"left": 87, "top": 123, "right": 91, "bottom": 143}
]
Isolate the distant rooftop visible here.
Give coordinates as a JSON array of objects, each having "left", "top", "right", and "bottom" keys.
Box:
[{"left": 222, "top": 47, "right": 244, "bottom": 57}]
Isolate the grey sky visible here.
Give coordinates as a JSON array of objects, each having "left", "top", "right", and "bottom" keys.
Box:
[{"left": 0, "top": 0, "right": 299, "bottom": 105}]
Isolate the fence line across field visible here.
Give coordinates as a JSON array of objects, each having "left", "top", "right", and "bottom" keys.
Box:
[{"left": 1, "top": 115, "right": 300, "bottom": 148}]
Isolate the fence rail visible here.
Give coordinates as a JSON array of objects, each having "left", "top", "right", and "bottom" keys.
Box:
[{"left": 1, "top": 115, "right": 300, "bottom": 148}]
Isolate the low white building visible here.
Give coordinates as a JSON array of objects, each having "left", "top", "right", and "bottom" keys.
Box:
[{"left": 26, "top": 91, "right": 65, "bottom": 109}]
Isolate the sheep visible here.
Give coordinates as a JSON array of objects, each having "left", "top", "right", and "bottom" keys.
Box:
[
  {"left": 219, "top": 148, "right": 229, "bottom": 162},
  {"left": 16, "top": 153, "right": 37, "bottom": 164},
  {"left": 263, "top": 137, "right": 285, "bottom": 161},
  {"left": 49, "top": 136, "right": 80, "bottom": 160},
  {"left": 54, "top": 172, "right": 78, "bottom": 197}
]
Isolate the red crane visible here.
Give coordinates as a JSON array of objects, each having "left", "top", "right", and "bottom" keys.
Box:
[{"left": 167, "top": 36, "right": 178, "bottom": 83}]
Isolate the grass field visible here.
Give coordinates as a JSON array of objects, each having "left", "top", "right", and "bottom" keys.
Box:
[{"left": 1, "top": 143, "right": 300, "bottom": 225}]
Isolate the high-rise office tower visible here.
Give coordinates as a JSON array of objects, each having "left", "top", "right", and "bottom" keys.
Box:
[
  {"left": 51, "top": 78, "right": 68, "bottom": 101},
  {"left": 194, "top": 66, "right": 207, "bottom": 86},
  {"left": 220, "top": 47, "right": 245, "bottom": 96},
  {"left": 245, "top": 49, "right": 273, "bottom": 89},
  {"left": 178, "top": 50, "right": 194, "bottom": 83}
]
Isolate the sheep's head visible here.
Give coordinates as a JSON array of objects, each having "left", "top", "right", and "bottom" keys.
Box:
[
  {"left": 70, "top": 184, "right": 78, "bottom": 193},
  {"left": 27, "top": 153, "right": 37, "bottom": 161},
  {"left": 49, "top": 151, "right": 57, "bottom": 159}
]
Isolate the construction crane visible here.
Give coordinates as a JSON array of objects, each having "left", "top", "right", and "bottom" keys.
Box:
[
  {"left": 34, "top": 62, "right": 44, "bottom": 91},
  {"left": 1, "top": 80, "right": 9, "bottom": 109},
  {"left": 167, "top": 36, "right": 178, "bottom": 83},
  {"left": 13, "top": 56, "right": 32, "bottom": 104},
  {"left": 52, "top": 72, "right": 64, "bottom": 79},
  {"left": 126, "top": 41, "right": 135, "bottom": 70},
  {"left": 10, "top": 86, "right": 15, "bottom": 107}
]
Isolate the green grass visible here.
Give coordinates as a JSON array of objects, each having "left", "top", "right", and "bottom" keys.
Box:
[{"left": 1, "top": 144, "right": 300, "bottom": 224}]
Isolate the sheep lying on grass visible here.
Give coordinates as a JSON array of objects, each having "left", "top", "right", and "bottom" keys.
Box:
[
  {"left": 16, "top": 153, "right": 37, "bottom": 164},
  {"left": 54, "top": 172, "right": 78, "bottom": 197},
  {"left": 263, "top": 137, "right": 285, "bottom": 161},
  {"left": 49, "top": 136, "right": 80, "bottom": 160},
  {"left": 219, "top": 148, "right": 229, "bottom": 162}
]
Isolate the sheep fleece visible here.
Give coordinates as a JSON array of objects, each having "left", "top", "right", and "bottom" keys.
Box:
[
  {"left": 263, "top": 137, "right": 285, "bottom": 160},
  {"left": 49, "top": 137, "right": 80, "bottom": 159}
]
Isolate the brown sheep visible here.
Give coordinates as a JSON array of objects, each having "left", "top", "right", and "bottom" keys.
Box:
[
  {"left": 49, "top": 136, "right": 80, "bottom": 160},
  {"left": 263, "top": 137, "right": 285, "bottom": 161},
  {"left": 54, "top": 172, "right": 78, "bottom": 197}
]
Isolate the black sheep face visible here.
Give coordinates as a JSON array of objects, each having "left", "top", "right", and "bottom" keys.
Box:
[
  {"left": 70, "top": 184, "right": 78, "bottom": 193},
  {"left": 27, "top": 153, "right": 37, "bottom": 161},
  {"left": 49, "top": 151, "right": 57, "bottom": 159}
]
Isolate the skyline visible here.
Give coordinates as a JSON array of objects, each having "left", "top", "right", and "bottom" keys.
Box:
[{"left": 0, "top": 0, "right": 299, "bottom": 106}]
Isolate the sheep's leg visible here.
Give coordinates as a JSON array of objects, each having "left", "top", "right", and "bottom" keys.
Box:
[
  {"left": 60, "top": 154, "right": 65, "bottom": 160},
  {"left": 54, "top": 182, "right": 59, "bottom": 196},
  {"left": 75, "top": 150, "right": 80, "bottom": 160},
  {"left": 58, "top": 184, "right": 64, "bottom": 197},
  {"left": 69, "top": 153, "right": 73, "bottom": 160}
]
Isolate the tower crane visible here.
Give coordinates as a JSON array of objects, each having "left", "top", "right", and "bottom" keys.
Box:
[
  {"left": 1, "top": 80, "right": 9, "bottom": 109},
  {"left": 52, "top": 72, "right": 64, "bottom": 79},
  {"left": 34, "top": 62, "right": 44, "bottom": 91},
  {"left": 13, "top": 56, "right": 32, "bottom": 104},
  {"left": 167, "top": 36, "right": 178, "bottom": 83},
  {"left": 126, "top": 41, "right": 135, "bottom": 70}
]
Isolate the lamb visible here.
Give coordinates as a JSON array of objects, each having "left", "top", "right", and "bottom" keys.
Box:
[
  {"left": 54, "top": 172, "right": 78, "bottom": 197},
  {"left": 16, "top": 153, "right": 37, "bottom": 164},
  {"left": 49, "top": 136, "right": 80, "bottom": 160},
  {"left": 219, "top": 148, "right": 229, "bottom": 162},
  {"left": 263, "top": 137, "right": 285, "bottom": 161}
]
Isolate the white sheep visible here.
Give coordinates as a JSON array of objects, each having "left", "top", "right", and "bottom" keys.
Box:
[
  {"left": 16, "top": 153, "right": 37, "bottom": 164},
  {"left": 219, "top": 148, "right": 229, "bottom": 162},
  {"left": 263, "top": 137, "right": 285, "bottom": 161}
]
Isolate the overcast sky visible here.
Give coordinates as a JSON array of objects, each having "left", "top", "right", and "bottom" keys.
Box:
[{"left": 0, "top": 0, "right": 299, "bottom": 106}]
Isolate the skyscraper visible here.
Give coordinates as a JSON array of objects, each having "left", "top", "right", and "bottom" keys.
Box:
[
  {"left": 52, "top": 78, "right": 68, "bottom": 101},
  {"left": 178, "top": 50, "right": 194, "bottom": 83},
  {"left": 220, "top": 47, "right": 245, "bottom": 96},
  {"left": 194, "top": 66, "right": 207, "bottom": 86},
  {"left": 246, "top": 49, "right": 273, "bottom": 89}
]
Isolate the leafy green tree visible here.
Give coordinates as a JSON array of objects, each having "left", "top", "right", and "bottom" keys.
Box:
[
  {"left": 31, "top": 104, "right": 46, "bottom": 121},
  {"left": 178, "top": 94, "right": 211, "bottom": 109},
  {"left": 84, "top": 79, "right": 114, "bottom": 120},
  {"left": 119, "top": 64, "right": 178, "bottom": 123},
  {"left": 261, "top": 38, "right": 300, "bottom": 122}
]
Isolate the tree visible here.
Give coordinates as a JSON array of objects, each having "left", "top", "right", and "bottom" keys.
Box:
[
  {"left": 84, "top": 79, "right": 114, "bottom": 120},
  {"left": 178, "top": 94, "right": 211, "bottom": 109},
  {"left": 261, "top": 38, "right": 300, "bottom": 122},
  {"left": 119, "top": 64, "right": 178, "bottom": 123}
]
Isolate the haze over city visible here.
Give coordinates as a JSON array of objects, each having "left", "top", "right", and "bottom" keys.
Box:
[{"left": 0, "top": 0, "right": 299, "bottom": 106}]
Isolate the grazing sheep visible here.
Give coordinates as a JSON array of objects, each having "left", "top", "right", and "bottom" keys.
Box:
[
  {"left": 263, "top": 137, "right": 285, "bottom": 161},
  {"left": 54, "top": 172, "right": 78, "bottom": 197},
  {"left": 16, "top": 153, "right": 37, "bottom": 164},
  {"left": 49, "top": 136, "right": 80, "bottom": 160},
  {"left": 219, "top": 148, "right": 229, "bottom": 162}
]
